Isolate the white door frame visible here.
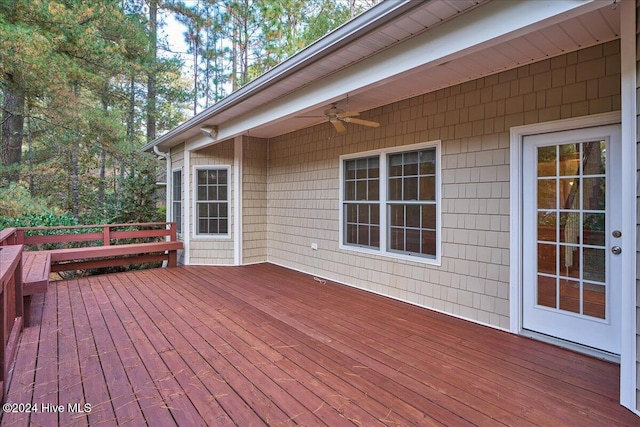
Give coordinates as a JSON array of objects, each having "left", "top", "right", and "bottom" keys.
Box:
[{"left": 508, "top": 111, "right": 633, "bottom": 372}]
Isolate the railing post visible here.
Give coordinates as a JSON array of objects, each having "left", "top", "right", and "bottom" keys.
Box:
[
  {"left": 169, "top": 222, "right": 177, "bottom": 242},
  {"left": 103, "top": 225, "right": 110, "bottom": 246}
]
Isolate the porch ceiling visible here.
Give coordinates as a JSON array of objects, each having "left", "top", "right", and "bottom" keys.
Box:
[
  {"left": 149, "top": 1, "right": 620, "bottom": 151},
  {"left": 248, "top": 2, "right": 619, "bottom": 139}
]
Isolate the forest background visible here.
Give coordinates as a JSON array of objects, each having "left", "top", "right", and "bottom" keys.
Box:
[{"left": 0, "top": 0, "right": 377, "bottom": 228}]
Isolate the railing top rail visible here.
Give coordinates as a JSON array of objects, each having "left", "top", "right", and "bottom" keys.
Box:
[
  {"left": 0, "top": 245, "right": 22, "bottom": 287},
  {"left": 18, "top": 222, "right": 176, "bottom": 232},
  {"left": 0, "top": 227, "right": 17, "bottom": 245}
]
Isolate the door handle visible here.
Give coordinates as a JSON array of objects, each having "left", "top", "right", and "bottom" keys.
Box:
[{"left": 611, "top": 246, "right": 622, "bottom": 255}]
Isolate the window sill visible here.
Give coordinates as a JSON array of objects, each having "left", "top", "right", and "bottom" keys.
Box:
[{"left": 339, "top": 243, "right": 441, "bottom": 267}]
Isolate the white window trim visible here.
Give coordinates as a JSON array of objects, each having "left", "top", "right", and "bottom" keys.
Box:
[
  {"left": 193, "top": 165, "right": 232, "bottom": 239},
  {"left": 339, "top": 140, "right": 441, "bottom": 266},
  {"left": 171, "top": 167, "right": 183, "bottom": 238}
]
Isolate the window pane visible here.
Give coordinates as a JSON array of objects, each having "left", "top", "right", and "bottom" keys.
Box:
[
  {"left": 345, "top": 160, "right": 356, "bottom": 180},
  {"left": 197, "top": 186, "right": 207, "bottom": 201},
  {"left": 208, "top": 185, "right": 218, "bottom": 201},
  {"left": 368, "top": 179, "right": 379, "bottom": 200},
  {"left": 406, "top": 205, "right": 420, "bottom": 228},
  {"left": 346, "top": 223, "right": 357, "bottom": 244},
  {"left": 371, "top": 205, "right": 380, "bottom": 225},
  {"left": 390, "top": 205, "right": 404, "bottom": 227},
  {"left": 389, "top": 227, "right": 403, "bottom": 251},
  {"left": 219, "top": 185, "right": 227, "bottom": 201},
  {"left": 406, "top": 229, "right": 420, "bottom": 253},
  {"left": 389, "top": 178, "right": 402, "bottom": 200},
  {"left": 422, "top": 231, "right": 436, "bottom": 256},
  {"left": 389, "top": 154, "right": 403, "bottom": 177},
  {"left": 419, "top": 150, "right": 436, "bottom": 174},
  {"left": 356, "top": 180, "right": 367, "bottom": 200},
  {"left": 345, "top": 181, "right": 356, "bottom": 200},
  {"left": 219, "top": 203, "right": 228, "bottom": 218},
  {"left": 368, "top": 158, "right": 380, "bottom": 178},
  {"left": 419, "top": 176, "right": 435, "bottom": 201},
  {"left": 403, "top": 177, "right": 418, "bottom": 200},
  {"left": 358, "top": 205, "right": 370, "bottom": 223},
  {"left": 422, "top": 205, "right": 436, "bottom": 230},
  {"left": 370, "top": 226, "right": 380, "bottom": 247},
  {"left": 346, "top": 204, "right": 357, "bottom": 222},
  {"left": 218, "top": 170, "right": 228, "bottom": 184},
  {"left": 197, "top": 170, "right": 207, "bottom": 185},
  {"left": 404, "top": 152, "right": 419, "bottom": 175},
  {"left": 219, "top": 219, "right": 228, "bottom": 234}
]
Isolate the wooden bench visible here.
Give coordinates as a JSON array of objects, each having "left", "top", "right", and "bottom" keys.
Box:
[
  {"left": 48, "top": 241, "right": 183, "bottom": 272},
  {"left": 22, "top": 252, "right": 51, "bottom": 296}
]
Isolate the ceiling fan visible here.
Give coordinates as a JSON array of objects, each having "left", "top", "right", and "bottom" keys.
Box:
[{"left": 322, "top": 103, "right": 380, "bottom": 133}]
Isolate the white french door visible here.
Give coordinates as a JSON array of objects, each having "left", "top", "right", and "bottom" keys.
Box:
[{"left": 522, "top": 125, "right": 621, "bottom": 354}]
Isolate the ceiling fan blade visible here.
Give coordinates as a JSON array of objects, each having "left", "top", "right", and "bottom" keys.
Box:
[
  {"left": 343, "top": 117, "right": 380, "bottom": 128},
  {"left": 336, "top": 111, "right": 360, "bottom": 118},
  {"left": 332, "top": 120, "right": 346, "bottom": 133}
]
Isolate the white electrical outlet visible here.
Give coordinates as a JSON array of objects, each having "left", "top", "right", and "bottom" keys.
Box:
[{"left": 311, "top": 243, "right": 318, "bottom": 251}]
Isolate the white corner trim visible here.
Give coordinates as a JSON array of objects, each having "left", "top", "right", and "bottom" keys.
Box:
[
  {"left": 234, "top": 136, "right": 243, "bottom": 266},
  {"left": 508, "top": 111, "right": 622, "bottom": 335},
  {"left": 184, "top": 146, "right": 191, "bottom": 265},
  {"left": 618, "top": 0, "right": 637, "bottom": 413}
]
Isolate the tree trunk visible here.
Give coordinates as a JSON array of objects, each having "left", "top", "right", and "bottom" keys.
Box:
[
  {"left": 147, "top": 0, "right": 158, "bottom": 142},
  {"left": 1, "top": 73, "right": 25, "bottom": 184}
]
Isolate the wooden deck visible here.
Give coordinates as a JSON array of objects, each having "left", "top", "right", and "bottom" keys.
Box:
[{"left": 1, "top": 264, "right": 637, "bottom": 426}]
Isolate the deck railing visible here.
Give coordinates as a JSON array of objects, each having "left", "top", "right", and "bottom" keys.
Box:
[
  {"left": 0, "top": 243, "right": 24, "bottom": 403},
  {"left": 15, "top": 221, "right": 178, "bottom": 248},
  {"left": 15, "top": 222, "right": 181, "bottom": 272}
]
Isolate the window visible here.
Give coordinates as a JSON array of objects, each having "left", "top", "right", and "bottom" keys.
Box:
[
  {"left": 172, "top": 169, "right": 182, "bottom": 234},
  {"left": 340, "top": 142, "right": 440, "bottom": 263},
  {"left": 344, "top": 157, "right": 380, "bottom": 248},
  {"left": 195, "top": 167, "right": 229, "bottom": 236}
]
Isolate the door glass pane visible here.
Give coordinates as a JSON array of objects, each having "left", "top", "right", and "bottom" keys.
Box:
[
  {"left": 537, "top": 146, "right": 556, "bottom": 177},
  {"left": 536, "top": 141, "right": 607, "bottom": 320},
  {"left": 537, "top": 243, "right": 556, "bottom": 275},
  {"left": 537, "top": 180, "right": 556, "bottom": 209},
  {"left": 559, "top": 178, "right": 579, "bottom": 210},
  {"left": 537, "top": 275, "right": 556, "bottom": 308},
  {"left": 559, "top": 279, "right": 580, "bottom": 314},
  {"left": 583, "top": 177, "right": 605, "bottom": 210},
  {"left": 583, "top": 283, "right": 606, "bottom": 319},
  {"left": 558, "top": 144, "right": 580, "bottom": 176},
  {"left": 583, "top": 248, "right": 605, "bottom": 282},
  {"left": 583, "top": 213, "right": 605, "bottom": 246}
]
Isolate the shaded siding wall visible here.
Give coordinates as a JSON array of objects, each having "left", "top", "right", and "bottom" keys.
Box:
[
  {"left": 243, "top": 136, "right": 268, "bottom": 263},
  {"left": 190, "top": 140, "right": 235, "bottom": 264},
  {"left": 268, "top": 42, "right": 620, "bottom": 329}
]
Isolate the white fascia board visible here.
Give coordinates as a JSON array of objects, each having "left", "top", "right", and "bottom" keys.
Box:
[{"left": 187, "top": 0, "right": 600, "bottom": 152}]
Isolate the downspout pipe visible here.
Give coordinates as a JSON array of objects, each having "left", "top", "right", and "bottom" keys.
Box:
[{"left": 153, "top": 146, "right": 172, "bottom": 236}]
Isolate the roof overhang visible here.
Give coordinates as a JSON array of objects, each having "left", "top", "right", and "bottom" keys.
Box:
[{"left": 144, "top": 0, "right": 619, "bottom": 153}]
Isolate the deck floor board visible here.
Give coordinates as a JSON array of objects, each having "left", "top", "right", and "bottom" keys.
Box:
[{"left": 1, "top": 264, "right": 637, "bottom": 426}]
